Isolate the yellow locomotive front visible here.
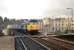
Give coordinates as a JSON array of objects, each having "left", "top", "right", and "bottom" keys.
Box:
[{"left": 27, "top": 20, "right": 40, "bottom": 35}]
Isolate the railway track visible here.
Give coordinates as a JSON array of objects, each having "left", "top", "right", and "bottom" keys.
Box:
[
  {"left": 14, "top": 31, "right": 74, "bottom": 50},
  {"left": 33, "top": 36, "right": 74, "bottom": 50},
  {"left": 15, "top": 37, "right": 27, "bottom": 50},
  {"left": 15, "top": 36, "right": 50, "bottom": 50},
  {"left": 47, "top": 36, "right": 74, "bottom": 50}
]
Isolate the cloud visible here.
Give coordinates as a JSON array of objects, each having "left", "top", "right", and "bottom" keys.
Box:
[
  {"left": 2, "top": 0, "right": 50, "bottom": 19},
  {"left": 0, "top": 0, "right": 74, "bottom": 19},
  {"left": 44, "top": 0, "right": 74, "bottom": 17},
  {"left": 0, "top": 0, "right": 8, "bottom": 17}
]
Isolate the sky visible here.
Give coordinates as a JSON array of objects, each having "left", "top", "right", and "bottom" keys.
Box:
[{"left": 0, "top": 0, "right": 74, "bottom": 19}]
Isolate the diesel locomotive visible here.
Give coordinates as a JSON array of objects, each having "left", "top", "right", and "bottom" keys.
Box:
[{"left": 26, "top": 20, "right": 40, "bottom": 35}]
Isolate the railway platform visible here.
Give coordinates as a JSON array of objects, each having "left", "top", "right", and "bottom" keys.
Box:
[{"left": 0, "top": 36, "right": 15, "bottom": 50}]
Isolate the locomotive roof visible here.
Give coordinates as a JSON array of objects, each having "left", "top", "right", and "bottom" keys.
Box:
[{"left": 30, "top": 19, "right": 38, "bottom": 22}]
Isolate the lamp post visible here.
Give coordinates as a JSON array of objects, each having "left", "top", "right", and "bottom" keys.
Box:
[
  {"left": 67, "top": 8, "right": 73, "bottom": 20},
  {"left": 67, "top": 8, "right": 73, "bottom": 33}
]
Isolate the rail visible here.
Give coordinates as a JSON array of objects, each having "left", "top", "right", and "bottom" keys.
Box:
[
  {"left": 15, "top": 35, "right": 50, "bottom": 50},
  {"left": 30, "top": 37, "right": 50, "bottom": 50},
  {"left": 19, "top": 38, "right": 28, "bottom": 50},
  {"left": 15, "top": 37, "right": 28, "bottom": 50},
  {"left": 33, "top": 36, "right": 74, "bottom": 50}
]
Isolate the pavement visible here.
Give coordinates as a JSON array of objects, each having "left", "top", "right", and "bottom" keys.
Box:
[{"left": 0, "top": 36, "right": 15, "bottom": 50}]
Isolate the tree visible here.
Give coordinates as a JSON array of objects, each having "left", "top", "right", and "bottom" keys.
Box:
[
  {"left": 4, "top": 17, "right": 9, "bottom": 23},
  {"left": 8, "top": 19, "right": 16, "bottom": 24},
  {"left": 0, "top": 16, "right": 3, "bottom": 24},
  {"left": 0, "top": 16, "right": 3, "bottom": 32},
  {"left": 4, "top": 17, "right": 10, "bottom": 28}
]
